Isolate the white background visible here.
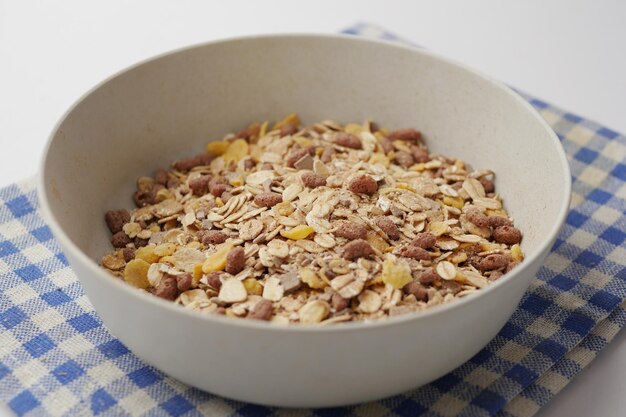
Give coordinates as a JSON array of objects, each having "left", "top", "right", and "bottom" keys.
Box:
[{"left": 1, "top": 1, "right": 625, "bottom": 416}]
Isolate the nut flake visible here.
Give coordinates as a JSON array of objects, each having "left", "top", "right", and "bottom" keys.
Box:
[{"left": 101, "top": 115, "right": 524, "bottom": 324}]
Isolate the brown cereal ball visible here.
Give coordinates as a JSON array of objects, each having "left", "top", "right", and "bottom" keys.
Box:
[
  {"left": 301, "top": 172, "right": 327, "bottom": 188},
  {"left": 198, "top": 230, "right": 228, "bottom": 245},
  {"left": 104, "top": 209, "right": 130, "bottom": 234},
  {"left": 111, "top": 231, "right": 131, "bottom": 248},
  {"left": 393, "top": 151, "right": 415, "bottom": 168},
  {"left": 254, "top": 192, "right": 283, "bottom": 208},
  {"left": 403, "top": 281, "right": 429, "bottom": 302},
  {"left": 493, "top": 226, "right": 522, "bottom": 245},
  {"left": 478, "top": 254, "right": 511, "bottom": 271},
  {"left": 387, "top": 128, "right": 421, "bottom": 142},
  {"left": 341, "top": 239, "right": 374, "bottom": 260},
  {"left": 347, "top": 175, "right": 378, "bottom": 195},
  {"left": 225, "top": 247, "right": 245, "bottom": 275},
  {"left": 248, "top": 299, "right": 274, "bottom": 320},
  {"left": 154, "top": 276, "right": 178, "bottom": 300},
  {"left": 375, "top": 216, "right": 400, "bottom": 240},
  {"left": 189, "top": 175, "right": 211, "bottom": 196},
  {"left": 333, "top": 132, "right": 362, "bottom": 149},
  {"left": 411, "top": 232, "right": 436, "bottom": 249},
  {"left": 397, "top": 245, "right": 430, "bottom": 260},
  {"left": 335, "top": 222, "right": 368, "bottom": 240}
]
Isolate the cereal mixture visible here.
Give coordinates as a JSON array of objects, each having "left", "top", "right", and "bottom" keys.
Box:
[{"left": 101, "top": 114, "right": 524, "bottom": 324}]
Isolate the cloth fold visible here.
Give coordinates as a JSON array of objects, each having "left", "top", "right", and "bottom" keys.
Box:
[{"left": 1, "top": 24, "right": 625, "bottom": 417}]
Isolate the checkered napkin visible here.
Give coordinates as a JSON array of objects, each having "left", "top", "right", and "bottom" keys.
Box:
[{"left": 1, "top": 24, "right": 625, "bottom": 417}]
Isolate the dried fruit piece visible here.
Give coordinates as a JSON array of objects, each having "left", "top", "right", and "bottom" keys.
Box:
[{"left": 382, "top": 258, "right": 413, "bottom": 289}]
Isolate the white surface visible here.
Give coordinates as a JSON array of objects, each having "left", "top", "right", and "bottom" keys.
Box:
[{"left": 1, "top": 0, "right": 625, "bottom": 415}]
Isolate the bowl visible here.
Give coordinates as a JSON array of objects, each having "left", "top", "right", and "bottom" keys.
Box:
[{"left": 38, "top": 34, "right": 570, "bottom": 407}]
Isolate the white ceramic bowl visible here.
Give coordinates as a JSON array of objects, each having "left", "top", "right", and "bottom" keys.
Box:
[{"left": 38, "top": 34, "right": 570, "bottom": 408}]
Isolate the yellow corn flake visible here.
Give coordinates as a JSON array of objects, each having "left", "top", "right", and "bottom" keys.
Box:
[
  {"left": 280, "top": 225, "right": 314, "bottom": 240},
  {"left": 454, "top": 160, "right": 465, "bottom": 169},
  {"left": 206, "top": 140, "right": 230, "bottom": 156},
  {"left": 192, "top": 263, "right": 204, "bottom": 285},
  {"left": 300, "top": 268, "right": 327, "bottom": 289},
  {"left": 292, "top": 136, "right": 313, "bottom": 147},
  {"left": 511, "top": 244, "right": 524, "bottom": 262},
  {"left": 149, "top": 225, "right": 161, "bottom": 233},
  {"left": 381, "top": 259, "right": 413, "bottom": 289},
  {"left": 480, "top": 241, "right": 501, "bottom": 252},
  {"left": 123, "top": 259, "right": 150, "bottom": 289},
  {"left": 154, "top": 243, "right": 176, "bottom": 257},
  {"left": 202, "top": 243, "right": 234, "bottom": 273},
  {"left": 275, "top": 202, "right": 295, "bottom": 217},
  {"left": 443, "top": 196, "right": 464, "bottom": 209},
  {"left": 486, "top": 209, "right": 508, "bottom": 218},
  {"left": 215, "top": 197, "right": 224, "bottom": 207},
  {"left": 396, "top": 183, "right": 416, "bottom": 193},
  {"left": 369, "top": 153, "right": 390, "bottom": 167},
  {"left": 155, "top": 188, "right": 174, "bottom": 202},
  {"left": 229, "top": 175, "right": 244, "bottom": 187},
  {"left": 272, "top": 113, "right": 300, "bottom": 130},
  {"left": 428, "top": 221, "right": 450, "bottom": 237},
  {"left": 259, "top": 121, "right": 269, "bottom": 138},
  {"left": 315, "top": 147, "right": 324, "bottom": 156},
  {"left": 410, "top": 163, "right": 426, "bottom": 172},
  {"left": 344, "top": 123, "right": 364, "bottom": 136},
  {"left": 366, "top": 231, "right": 389, "bottom": 252},
  {"left": 135, "top": 246, "right": 159, "bottom": 264},
  {"left": 159, "top": 255, "right": 176, "bottom": 265},
  {"left": 450, "top": 252, "right": 468, "bottom": 264},
  {"left": 243, "top": 278, "right": 264, "bottom": 295},
  {"left": 222, "top": 139, "right": 249, "bottom": 163}
]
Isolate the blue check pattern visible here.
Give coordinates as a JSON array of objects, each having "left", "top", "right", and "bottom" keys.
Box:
[{"left": 1, "top": 24, "right": 625, "bottom": 417}]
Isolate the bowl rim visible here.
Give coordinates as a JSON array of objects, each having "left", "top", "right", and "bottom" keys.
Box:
[{"left": 37, "top": 33, "right": 572, "bottom": 334}]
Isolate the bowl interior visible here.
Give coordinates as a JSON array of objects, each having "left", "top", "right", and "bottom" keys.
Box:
[{"left": 42, "top": 35, "right": 568, "bottom": 274}]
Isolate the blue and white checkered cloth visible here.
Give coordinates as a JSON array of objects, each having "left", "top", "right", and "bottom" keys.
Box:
[{"left": 1, "top": 24, "right": 625, "bottom": 417}]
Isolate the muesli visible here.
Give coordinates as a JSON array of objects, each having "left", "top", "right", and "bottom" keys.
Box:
[{"left": 101, "top": 114, "right": 523, "bottom": 324}]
